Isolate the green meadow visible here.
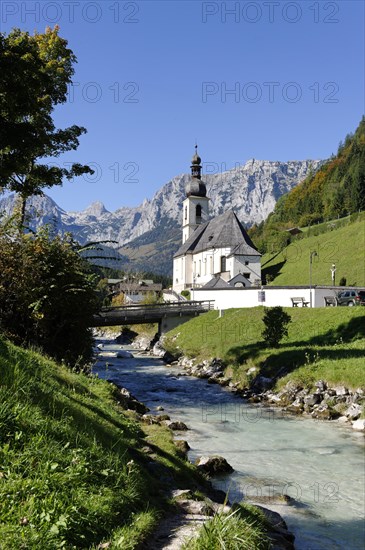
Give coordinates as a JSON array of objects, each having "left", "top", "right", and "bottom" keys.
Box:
[
  {"left": 164, "top": 307, "right": 365, "bottom": 390},
  {"left": 262, "top": 214, "right": 365, "bottom": 287}
]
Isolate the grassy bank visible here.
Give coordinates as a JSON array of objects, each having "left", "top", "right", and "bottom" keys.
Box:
[
  {"left": 164, "top": 307, "right": 365, "bottom": 390},
  {"left": 0, "top": 336, "right": 203, "bottom": 548},
  {"left": 262, "top": 214, "right": 365, "bottom": 287},
  {"left": 0, "top": 337, "right": 290, "bottom": 549}
]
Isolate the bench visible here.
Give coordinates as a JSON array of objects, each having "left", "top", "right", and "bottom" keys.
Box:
[
  {"left": 324, "top": 296, "right": 337, "bottom": 307},
  {"left": 291, "top": 297, "right": 310, "bottom": 307}
]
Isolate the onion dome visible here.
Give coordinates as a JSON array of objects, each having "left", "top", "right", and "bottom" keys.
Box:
[
  {"left": 185, "top": 145, "right": 207, "bottom": 197},
  {"left": 191, "top": 145, "right": 201, "bottom": 166}
]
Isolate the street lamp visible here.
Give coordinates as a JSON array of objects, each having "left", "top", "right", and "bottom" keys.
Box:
[
  {"left": 192, "top": 273, "right": 199, "bottom": 302},
  {"left": 331, "top": 264, "right": 336, "bottom": 287},
  {"left": 309, "top": 251, "right": 318, "bottom": 308}
]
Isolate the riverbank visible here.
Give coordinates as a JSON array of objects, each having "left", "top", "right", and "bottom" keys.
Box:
[
  {"left": 160, "top": 307, "right": 365, "bottom": 429},
  {"left": 0, "top": 335, "right": 294, "bottom": 549},
  {"left": 101, "top": 340, "right": 365, "bottom": 549}
]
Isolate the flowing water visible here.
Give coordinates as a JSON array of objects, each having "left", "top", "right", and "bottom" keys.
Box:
[{"left": 93, "top": 342, "right": 365, "bottom": 550}]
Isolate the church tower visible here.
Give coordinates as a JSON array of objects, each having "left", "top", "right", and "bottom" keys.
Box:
[{"left": 182, "top": 146, "right": 209, "bottom": 243}]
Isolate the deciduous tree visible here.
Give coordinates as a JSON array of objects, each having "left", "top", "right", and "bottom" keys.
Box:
[
  {"left": 0, "top": 26, "right": 93, "bottom": 225},
  {"left": 0, "top": 224, "right": 99, "bottom": 367}
]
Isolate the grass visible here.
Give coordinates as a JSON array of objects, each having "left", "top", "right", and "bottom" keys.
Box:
[
  {"left": 164, "top": 307, "right": 365, "bottom": 390},
  {"left": 183, "top": 503, "right": 270, "bottom": 550},
  {"left": 262, "top": 214, "right": 365, "bottom": 287},
  {"left": 0, "top": 336, "right": 202, "bottom": 549}
]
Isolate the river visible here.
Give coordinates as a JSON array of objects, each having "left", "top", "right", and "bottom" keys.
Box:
[{"left": 93, "top": 341, "right": 365, "bottom": 550}]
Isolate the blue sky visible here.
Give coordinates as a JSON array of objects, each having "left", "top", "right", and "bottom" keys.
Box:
[{"left": 1, "top": 0, "right": 364, "bottom": 211}]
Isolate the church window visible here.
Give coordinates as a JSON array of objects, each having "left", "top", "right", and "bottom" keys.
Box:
[
  {"left": 244, "top": 272, "right": 250, "bottom": 279},
  {"left": 184, "top": 206, "right": 187, "bottom": 221},
  {"left": 235, "top": 282, "right": 245, "bottom": 287},
  {"left": 198, "top": 260, "right": 201, "bottom": 275},
  {"left": 220, "top": 256, "right": 227, "bottom": 272},
  {"left": 245, "top": 261, "right": 249, "bottom": 266},
  {"left": 196, "top": 204, "right": 202, "bottom": 224}
]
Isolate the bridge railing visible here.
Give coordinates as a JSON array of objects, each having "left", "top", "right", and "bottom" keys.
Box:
[{"left": 99, "top": 300, "right": 215, "bottom": 314}]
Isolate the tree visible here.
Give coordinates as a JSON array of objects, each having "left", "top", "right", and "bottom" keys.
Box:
[
  {"left": 262, "top": 307, "right": 291, "bottom": 348},
  {"left": 0, "top": 26, "right": 93, "bottom": 225},
  {"left": 0, "top": 224, "right": 99, "bottom": 367}
]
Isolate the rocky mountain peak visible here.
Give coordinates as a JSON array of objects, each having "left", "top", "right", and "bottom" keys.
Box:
[
  {"left": 0, "top": 158, "right": 322, "bottom": 274},
  {"left": 83, "top": 201, "right": 109, "bottom": 217}
]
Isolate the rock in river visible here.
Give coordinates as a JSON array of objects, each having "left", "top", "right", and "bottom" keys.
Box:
[{"left": 195, "top": 455, "right": 234, "bottom": 476}]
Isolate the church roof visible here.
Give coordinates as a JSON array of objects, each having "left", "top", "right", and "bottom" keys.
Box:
[
  {"left": 202, "top": 276, "right": 230, "bottom": 289},
  {"left": 174, "top": 210, "right": 261, "bottom": 258}
]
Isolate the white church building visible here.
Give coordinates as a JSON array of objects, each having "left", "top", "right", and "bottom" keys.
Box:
[{"left": 173, "top": 148, "right": 262, "bottom": 293}]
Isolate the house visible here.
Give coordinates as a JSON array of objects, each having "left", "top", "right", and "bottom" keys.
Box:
[
  {"left": 173, "top": 147, "right": 261, "bottom": 293},
  {"left": 110, "top": 279, "right": 162, "bottom": 304}
]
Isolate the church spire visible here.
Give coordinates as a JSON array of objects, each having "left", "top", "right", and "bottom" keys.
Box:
[
  {"left": 191, "top": 144, "right": 202, "bottom": 179},
  {"left": 185, "top": 145, "right": 206, "bottom": 197}
]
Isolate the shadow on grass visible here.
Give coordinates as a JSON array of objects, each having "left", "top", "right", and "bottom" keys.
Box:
[
  {"left": 226, "top": 315, "right": 365, "bottom": 381},
  {"left": 306, "top": 315, "right": 365, "bottom": 345},
  {"left": 260, "top": 346, "right": 365, "bottom": 379},
  {"left": 261, "top": 259, "right": 286, "bottom": 284},
  {"left": 226, "top": 341, "right": 264, "bottom": 364}
]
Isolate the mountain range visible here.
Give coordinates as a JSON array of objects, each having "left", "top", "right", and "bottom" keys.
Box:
[{"left": 0, "top": 158, "right": 321, "bottom": 275}]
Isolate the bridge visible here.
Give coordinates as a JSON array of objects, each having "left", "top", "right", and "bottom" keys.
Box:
[{"left": 92, "top": 300, "right": 215, "bottom": 335}]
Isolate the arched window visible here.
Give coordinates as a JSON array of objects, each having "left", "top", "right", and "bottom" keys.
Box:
[
  {"left": 196, "top": 204, "right": 202, "bottom": 224},
  {"left": 184, "top": 206, "right": 187, "bottom": 221}
]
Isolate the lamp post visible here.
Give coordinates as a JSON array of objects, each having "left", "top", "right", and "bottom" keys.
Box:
[
  {"left": 331, "top": 264, "right": 336, "bottom": 287},
  {"left": 309, "top": 251, "right": 318, "bottom": 308},
  {"left": 192, "top": 273, "right": 199, "bottom": 302}
]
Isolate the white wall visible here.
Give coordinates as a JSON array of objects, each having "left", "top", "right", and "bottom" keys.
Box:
[
  {"left": 182, "top": 196, "right": 209, "bottom": 243},
  {"left": 230, "top": 255, "right": 261, "bottom": 284},
  {"left": 193, "top": 287, "right": 338, "bottom": 309},
  {"left": 174, "top": 247, "right": 235, "bottom": 292}
]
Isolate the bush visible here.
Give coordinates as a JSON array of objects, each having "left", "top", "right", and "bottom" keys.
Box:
[
  {"left": 0, "top": 226, "right": 98, "bottom": 367},
  {"left": 262, "top": 307, "right": 291, "bottom": 348}
]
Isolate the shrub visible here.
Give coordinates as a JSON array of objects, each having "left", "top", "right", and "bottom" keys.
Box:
[
  {"left": 0, "top": 227, "right": 98, "bottom": 367},
  {"left": 262, "top": 307, "right": 291, "bottom": 348}
]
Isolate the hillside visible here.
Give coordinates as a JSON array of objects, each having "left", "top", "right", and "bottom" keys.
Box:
[
  {"left": 261, "top": 212, "right": 365, "bottom": 287},
  {"left": 164, "top": 307, "right": 365, "bottom": 391},
  {"left": 271, "top": 117, "right": 365, "bottom": 226},
  {"left": 249, "top": 118, "right": 365, "bottom": 254},
  {"left": 0, "top": 337, "right": 202, "bottom": 548}
]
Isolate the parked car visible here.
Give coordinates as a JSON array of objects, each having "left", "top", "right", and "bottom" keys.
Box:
[{"left": 336, "top": 289, "right": 365, "bottom": 306}]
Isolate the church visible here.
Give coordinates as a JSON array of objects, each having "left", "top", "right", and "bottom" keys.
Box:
[{"left": 173, "top": 148, "right": 262, "bottom": 294}]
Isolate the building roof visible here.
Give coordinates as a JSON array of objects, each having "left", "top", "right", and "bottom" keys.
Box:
[
  {"left": 174, "top": 210, "right": 260, "bottom": 258},
  {"left": 286, "top": 227, "right": 302, "bottom": 236},
  {"left": 228, "top": 273, "right": 252, "bottom": 286},
  {"left": 202, "top": 276, "right": 231, "bottom": 289},
  {"left": 117, "top": 283, "right": 162, "bottom": 292}
]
